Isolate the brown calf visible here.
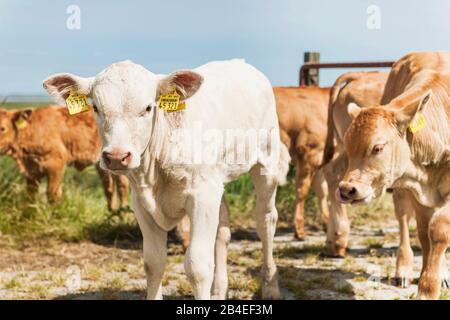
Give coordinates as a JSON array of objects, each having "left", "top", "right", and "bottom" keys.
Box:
[
  {"left": 322, "top": 71, "right": 419, "bottom": 287},
  {"left": 322, "top": 72, "right": 389, "bottom": 257},
  {"left": 0, "top": 106, "right": 129, "bottom": 211},
  {"left": 275, "top": 86, "right": 330, "bottom": 239},
  {"left": 338, "top": 52, "right": 450, "bottom": 299}
]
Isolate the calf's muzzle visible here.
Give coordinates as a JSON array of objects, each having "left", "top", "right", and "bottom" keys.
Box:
[
  {"left": 102, "top": 149, "right": 132, "bottom": 170},
  {"left": 336, "top": 180, "right": 370, "bottom": 204}
]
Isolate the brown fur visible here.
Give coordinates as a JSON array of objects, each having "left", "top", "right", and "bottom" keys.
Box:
[
  {"left": 345, "top": 108, "right": 397, "bottom": 156},
  {"left": 0, "top": 106, "right": 129, "bottom": 210},
  {"left": 274, "top": 86, "right": 330, "bottom": 239}
]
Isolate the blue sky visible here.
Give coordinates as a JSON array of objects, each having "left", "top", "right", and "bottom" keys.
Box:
[{"left": 0, "top": 0, "right": 449, "bottom": 95}]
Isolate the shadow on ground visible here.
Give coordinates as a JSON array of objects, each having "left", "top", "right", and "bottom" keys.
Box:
[{"left": 55, "top": 289, "right": 146, "bottom": 300}]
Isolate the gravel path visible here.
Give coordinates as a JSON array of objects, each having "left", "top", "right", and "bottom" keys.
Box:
[{"left": 1, "top": 222, "right": 448, "bottom": 300}]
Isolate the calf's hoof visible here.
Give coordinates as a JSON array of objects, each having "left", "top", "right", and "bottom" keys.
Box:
[
  {"left": 211, "top": 294, "right": 226, "bottom": 300},
  {"left": 442, "top": 279, "right": 450, "bottom": 289},
  {"left": 417, "top": 271, "right": 441, "bottom": 300},
  {"left": 261, "top": 284, "right": 280, "bottom": 300},
  {"left": 323, "top": 242, "right": 346, "bottom": 258},
  {"left": 294, "top": 234, "right": 305, "bottom": 241},
  {"left": 294, "top": 230, "right": 306, "bottom": 241},
  {"left": 393, "top": 277, "right": 412, "bottom": 288},
  {"left": 261, "top": 271, "right": 280, "bottom": 300}
]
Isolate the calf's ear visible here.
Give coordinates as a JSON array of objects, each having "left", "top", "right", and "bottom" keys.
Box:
[
  {"left": 347, "top": 102, "right": 362, "bottom": 120},
  {"left": 12, "top": 108, "right": 33, "bottom": 124},
  {"left": 395, "top": 90, "right": 432, "bottom": 127},
  {"left": 156, "top": 71, "right": 203, "bottom": 101},
  {"left": 43, "top": 73, "right": 94, "bottom": 105}
]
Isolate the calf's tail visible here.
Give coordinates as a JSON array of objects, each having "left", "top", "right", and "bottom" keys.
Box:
[{"left": 275, "top": 142, "right": 291, "bottom": 186}]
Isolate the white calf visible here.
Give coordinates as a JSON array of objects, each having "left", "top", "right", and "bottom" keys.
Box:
[{"left": 43, "top": 59, "right": 289, "bottom": 299}]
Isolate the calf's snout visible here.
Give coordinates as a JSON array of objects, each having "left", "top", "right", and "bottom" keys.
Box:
[
  {"left": 102, "top": 149, "right": 133, "bottom": 170},
  {"left": 336, "top": 179, "right": 372, "bottom": 204},
  {"left": 338, "top": 181, "right": 357, "bottom": 199}
]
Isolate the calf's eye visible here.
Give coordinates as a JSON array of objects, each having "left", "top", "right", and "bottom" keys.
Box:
[
  {"left": 93, "top": 105, "right": 98, "bottom": 113},
  {"left": 139, "top": 105, "right": 152, "bottom": 117},
  {"left": 372, "top": 144, "right": 385, "bottom": 155}
]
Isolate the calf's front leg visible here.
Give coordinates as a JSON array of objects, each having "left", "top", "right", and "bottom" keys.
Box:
[
  {"left": 46, "top": 163, "right": 65, "bottom": 203},
  {"left": 133, "top": 200, "right": 168, "bottom": 300},
  {"left": 323, "top": 154, "right": 350, "bottom": 257},
  {"left": 185, "top": 184, "right": 222, "bottom": 300},
  {"left": 392, "top": 189, "right": 414, "bottom": 288},
  {"left": 96, "top": 164, "right": 116, "bottom": 211},
  {"left": 418, "top": 202, "right": 450, "bottom": 300},
  {"left": 311, "top": 168, "right": 329, "bottom": 231},
  {"left": 25, "top": 175, "right": 41, "bottom": 201},
  {"left": 114, "top": 174, "right": 130, "bottom": 210},
  {"left": 293, "top": 159, "right": 312, "bottom": 240}
]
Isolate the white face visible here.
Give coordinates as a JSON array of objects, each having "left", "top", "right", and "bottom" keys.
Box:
[
  {"left": 43, "top": 60, "right": 159, "bottom": 173},
  {"left": 90, "top": 63, "right": 158, "bottom": 172},
  {"left": 43, "top": 60, "right": 203, "bottom": 173}
]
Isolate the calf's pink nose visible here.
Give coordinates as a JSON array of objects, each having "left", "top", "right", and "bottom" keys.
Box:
[{"left": 102, "top": 149, "right": 132, "bottom": 169}]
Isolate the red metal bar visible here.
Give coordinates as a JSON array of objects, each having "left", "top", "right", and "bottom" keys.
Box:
[{"left": 299, "top": 61, "right": 395, "bottom": 86}]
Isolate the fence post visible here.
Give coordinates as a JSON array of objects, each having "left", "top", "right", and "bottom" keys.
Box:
[{"left": 304, "top": 51, "right": 320, "bottom": 86}]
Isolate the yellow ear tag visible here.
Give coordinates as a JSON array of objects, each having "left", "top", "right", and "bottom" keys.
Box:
[
  {"left": 65, "top": 90, "right": 89, "bottom": 115},
  {"left": 158, "top": 89, "right": 186, "bottom": 112},
  {"left": 15, "top": 117, "right": 27, "bottom": 130},
  {"left": 409, "top": 113, "right": 426, "bottom": 133}
]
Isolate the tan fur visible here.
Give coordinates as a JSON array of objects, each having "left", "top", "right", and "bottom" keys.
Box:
[
  {"left": 321, "top": 72, "right": 388, "bottom": 257},
  {"left": 345, "top": 108, "right": 396, "bottom": 156},
  {"left": 274, "top": 86, "right": 330, "bottom": 239},
  {"left": 0, "top": 106, "right": 129, "bottom": 210},
  {"left": 341, "top": 52, "right": 450, "bottom": 299}
]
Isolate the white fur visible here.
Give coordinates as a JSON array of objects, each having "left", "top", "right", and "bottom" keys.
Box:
[{"left": 43, "top": 59, "right": 289, "bottom": 300}]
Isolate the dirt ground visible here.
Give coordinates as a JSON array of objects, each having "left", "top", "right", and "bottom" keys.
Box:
[{"left": 1, "top": 216, "right": 448, "bottom": 300}]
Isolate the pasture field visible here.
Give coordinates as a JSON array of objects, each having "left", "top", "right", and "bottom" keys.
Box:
[{"left": 0, "top": 103, "right": 448, "bottom": 300}]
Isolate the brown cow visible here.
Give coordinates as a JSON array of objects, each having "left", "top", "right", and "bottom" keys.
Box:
[
  {"left": 338, "top": 52, "right": 450, "bottom": 299},
  {"left": 275, "top": 86, "right": 330, "bottom": 239},
  {"left": 322, "top": 71, "right": 419, "bottom": 287},
  {"left": 0, "top": 106, "right": 129, "bottom": 211},
  {"left": 322, "top": 72, "right": 387, "bottom": 257}
]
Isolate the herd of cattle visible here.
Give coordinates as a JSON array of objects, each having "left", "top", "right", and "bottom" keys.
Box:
[{"left": 0, "top": 51, "right": 448, "bottom": 300}]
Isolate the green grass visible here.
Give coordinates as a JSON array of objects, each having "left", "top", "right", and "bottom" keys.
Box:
[{"left": 0, "top": 156, "right": 137, "bottom": 246}]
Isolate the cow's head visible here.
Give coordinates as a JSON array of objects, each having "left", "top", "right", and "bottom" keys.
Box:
[
  {"left": 43, "top": 60, "right": 203, "bottom": 173},
  {"left": 0, "top": 109, "right": 32, "bottom": 154},
  {"left": 337, "top": 90, "right": 432, "bottom": 204}
]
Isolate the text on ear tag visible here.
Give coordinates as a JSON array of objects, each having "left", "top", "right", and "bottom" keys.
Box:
[
  {"left": 158, "top": 89, "right": 186, "bottom": 112},
  {"left": 15, "top": 117, "right": 28, "bottom": 130},
  {"left": 65, "top": 90, "right": 89, "bottom": 115},
  {"left": 409, "top": 113, "right": 426, "bottom": 133}
]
